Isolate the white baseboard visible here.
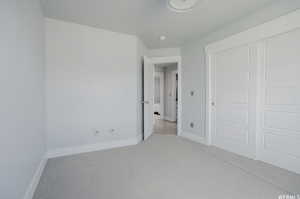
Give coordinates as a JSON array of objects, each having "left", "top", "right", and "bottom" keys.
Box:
[
  {"left": 180, "top": 131, "right": 207, "bottom": 145},
  {"left": 47, "top": 136, "right": 141, "bottom": 158},
  {"left": 23, "top": 135, "right": 142, "bottom": 198},
  {"left": 164, "top": 116, "right": 176, "bottom": 122},
  {"left": 23, "top": 157, "right": 48, "bottom": 199},
  {"left": 136, "top": 133, "right": 143, "bottom": 142}
]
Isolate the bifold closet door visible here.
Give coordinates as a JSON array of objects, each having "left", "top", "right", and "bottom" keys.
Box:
[
  {"left": 211, "top": 45, "right": 258, "bottom": 158},
  {"left": 207, "top": 10, "right": 300, "bottom": 174},
  {"left": 259, "top": 28, "right": 300, "bottom": 174}
]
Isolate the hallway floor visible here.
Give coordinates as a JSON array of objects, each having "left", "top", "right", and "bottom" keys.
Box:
[
  {"left": 153, "top": 117, "right": 177, "bottom": 135},
  {"left": 34, "top": 135, "right": 300, "bottom": 199}
]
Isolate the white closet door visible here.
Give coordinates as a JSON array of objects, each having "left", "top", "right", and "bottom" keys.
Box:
[
  {"left": 260, "top": 28, "right": 300, "bottom": 174},
  {"left": 211, "top": 45, "right": 258, "bottom": 158}
]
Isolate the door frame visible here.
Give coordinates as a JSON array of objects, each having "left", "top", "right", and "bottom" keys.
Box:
[
  {"left": 154, "top": 71, "right": 164, "bottom": 119},
  {"left": 171, "top": 70, "right": 178, "bottom": 122},
  {"left": 149, "top": 56, "right": 182, "bottom": 136}
]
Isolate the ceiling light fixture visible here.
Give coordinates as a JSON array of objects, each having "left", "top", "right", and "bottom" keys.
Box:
[
  {"left": 167, "top": 0, "right": 199, "bottom": 13},
  {"left": 160, "top": 36, "right": 166, "bottom": 41}
]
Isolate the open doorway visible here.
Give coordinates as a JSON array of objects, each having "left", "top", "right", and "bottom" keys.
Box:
[
  {"left": 143, "top": 56, "right": 181, "bottom": 140},
  {"left": 153, "top": 63, "right": 178, "bottom": 135}
]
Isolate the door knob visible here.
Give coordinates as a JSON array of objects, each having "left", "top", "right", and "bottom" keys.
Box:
[{"left": 211, "top": 102, "right": 215, "bottom": 106}]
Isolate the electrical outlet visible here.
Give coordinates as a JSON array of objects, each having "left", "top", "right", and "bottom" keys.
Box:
[
  {"left": 108, "top": 129, "right": 115, "bottom": 133},
  {"left": 94, "top": 130, "right": 100, "bottom": 136},
  {"left": 190, "top": 122, "right": 194, "bottom": 128}
]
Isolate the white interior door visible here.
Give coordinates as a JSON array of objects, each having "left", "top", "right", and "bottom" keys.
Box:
[
  {"left": 259, "top": 28, "right": 300, "bottom": 174},
  {"left": 211, "top": 45, "right": 258, "bottom": 158},
  {"left": 206, "top": 9, "right": 300, "bottom": 174},
  {"left": 143, "top": 56, "right": 154, "bottom": 140}
]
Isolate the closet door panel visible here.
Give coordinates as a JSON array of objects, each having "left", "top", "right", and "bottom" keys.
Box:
[
  {"left": 260, "top": 28, "right": 300, "bottom": 174},
  {"left": 211, "top": 44, "right": 258, "bottom": 158}
]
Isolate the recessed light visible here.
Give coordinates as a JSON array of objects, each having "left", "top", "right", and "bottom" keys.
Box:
[
  {"left": 167, "top": 0, "right": 199, "bottom": 13},
  {"left": 160, "top": 36, "right": 166, "bottom": 41}
]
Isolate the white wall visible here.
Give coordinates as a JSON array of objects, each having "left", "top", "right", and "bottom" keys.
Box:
[
  {"left": 164, "top": 64, "right": 178, "bottom": 121},
  {"left": 181, "top": 0, "right": 300, "bottom": 139},
  {"left": 46, "top": 18, "right": 141, "bottom": 153},
  {"left": 148, "top": 48, "right": 180, "bottom": 57},
  {"left": 0, "top": 1, "right": 46, "bottom": 199}
]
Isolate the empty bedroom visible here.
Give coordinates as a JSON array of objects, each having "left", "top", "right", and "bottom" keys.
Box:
[{"left": 1, "top": 0, "right": 300, "bottom": 199}]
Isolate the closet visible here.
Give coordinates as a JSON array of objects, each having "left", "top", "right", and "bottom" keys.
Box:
[{"left": 206, "top": 10, "right": 300, "bottom": 174}]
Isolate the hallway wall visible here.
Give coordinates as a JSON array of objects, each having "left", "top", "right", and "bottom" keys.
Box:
[{"left": 164, "top": 64, "right": 178, "bottom": 122}]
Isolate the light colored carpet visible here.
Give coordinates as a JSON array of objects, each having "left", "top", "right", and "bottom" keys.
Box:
[{"left": 34, "top": 135, "right": 300, "bottom": 199}]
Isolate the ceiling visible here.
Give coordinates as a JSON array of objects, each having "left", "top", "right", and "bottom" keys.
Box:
[{"left": 42, "top": 0, "right": 278, "bottom": 49}]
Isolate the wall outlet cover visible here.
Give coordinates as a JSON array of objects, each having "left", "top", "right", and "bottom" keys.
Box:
[{"left": 190, "top": 122, "right": 194, "bottom": 128}]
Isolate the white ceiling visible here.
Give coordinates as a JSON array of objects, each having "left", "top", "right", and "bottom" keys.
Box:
[{"left": 42, "top": 0, "right": 278, "bottom": 49}]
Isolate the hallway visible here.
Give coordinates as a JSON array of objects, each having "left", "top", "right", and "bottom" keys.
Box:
[{"left": 153, "top": 117, "right": 177, "bottom": 135}]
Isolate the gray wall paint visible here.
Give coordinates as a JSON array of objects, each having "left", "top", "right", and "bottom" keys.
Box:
[
  {"left": 164, "top": 65, "right": 178, "bottom": 121},
  {"left": 46, "top": 19, "right": 140, "bottom": 151},
  {"left": 181, "top": 0, "right": 300, "bottom": 138},
  {"left": 0, "top": 0, "right": 46, "bottom": 199}
]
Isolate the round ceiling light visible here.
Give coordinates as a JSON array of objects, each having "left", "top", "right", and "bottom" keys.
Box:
[{"left": 167, "top": 0, "right": 199, "bottom": 13}]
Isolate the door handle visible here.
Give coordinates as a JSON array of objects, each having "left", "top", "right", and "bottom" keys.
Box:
[
  {"left": 211, "top": 102, "right": 215, "bottom": 106},
  {"left": 142, "top": 101, "right": 149, "bottom": 104}
]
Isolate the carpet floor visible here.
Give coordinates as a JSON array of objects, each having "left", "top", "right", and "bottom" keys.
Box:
[{"left": 34, "top": 134, "right": 300, "bottom": 199}]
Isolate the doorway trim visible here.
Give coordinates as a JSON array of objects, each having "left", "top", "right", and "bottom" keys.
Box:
[
  {"left": 150, "top": 56, "right": 182, "bottom": 136},
  {"left": 154, "top": 71, "right": 165, "bottom": 119}
]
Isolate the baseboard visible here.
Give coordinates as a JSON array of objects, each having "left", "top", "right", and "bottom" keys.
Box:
[
  {"left": 180, "top": 131, "right": 207, "bottom": 145},
  {"left": 23, "top": 157, "right": 48, "bottom": 199},
  {"left": 136, "top": 133, "right": 143, "bottom": 142},
  {"left": 47, "top": 136, "right": 141, "bottom": 158},
  {"left": 164, "top": 116, "right": 176, "bottom": 122}
]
